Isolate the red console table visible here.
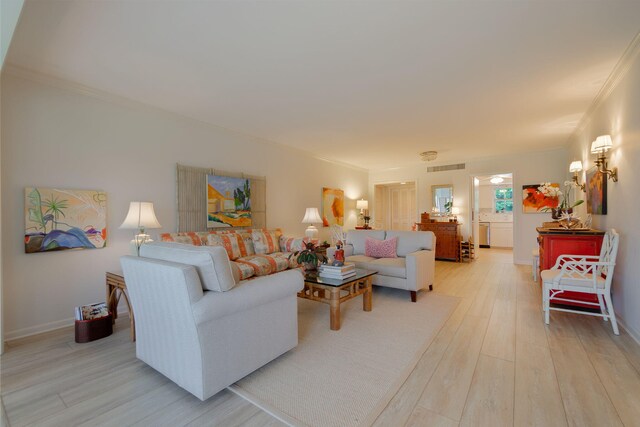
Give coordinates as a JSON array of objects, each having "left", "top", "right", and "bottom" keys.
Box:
[{"left": 536, "top": 227, "right": 604, "bottom": 308}]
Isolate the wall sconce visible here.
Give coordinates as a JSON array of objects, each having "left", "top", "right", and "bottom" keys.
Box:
[
  {"left": 590, "top": 135, "right": 618, "bottom": 182},
  {"left": 569, "top": 160, "right": 586, "bottom": 192},
  {"left": 356, "top": 199, "right": 370, "bottom": 229}
]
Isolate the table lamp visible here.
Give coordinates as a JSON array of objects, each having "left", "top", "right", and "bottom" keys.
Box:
[
  {"left": 302, "top": 207, "right": 322, "bottom": 239},
  {"left": 120, "top": 201, "right": 162, "bottom": 255},
  {"left": 356, "top": 199, "right": 370, "bottom": 228},
  {"left": 451, "top": 206, "right": 461, "bottom": 222}
]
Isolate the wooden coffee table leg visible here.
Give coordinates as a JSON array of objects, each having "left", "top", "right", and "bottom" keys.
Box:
[
  {"left": 330, "top": 288, "right": 341, "bottom": 331},
  {"left": 363, "top": 277, "right": 372, "bottom": 312}
]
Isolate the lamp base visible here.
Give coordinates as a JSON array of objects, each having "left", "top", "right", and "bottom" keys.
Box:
[
  {"left": 305, "top": 225, "right": 319, "bottom": 239},
  {"left": 131, "top": 234, "right": 153, "bottom": 256}
]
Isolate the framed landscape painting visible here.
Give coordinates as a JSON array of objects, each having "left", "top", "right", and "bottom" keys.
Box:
[
  {"left": 322, "top": 187, "right": 344, "bottom": 227},
  {"left": 206, "top": 175, "right": 252, "bottom": 228},
  {"left": 586, "top": 167, "right": 607, "bottom": 215},
  {"left": 522, "top": 183, "right": 560, "bottom": 213},
  {"left": 24, "top": 187, "right": 107, "bottom": 253}
]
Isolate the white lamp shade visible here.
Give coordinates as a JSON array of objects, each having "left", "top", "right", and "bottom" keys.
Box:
[
  {"left": 591, "top": 135, "right": 612, "bottom": 154},
  {"left": 451, "top": 207, "right": 461, "bottom": 215},
  {"left": 120, "top": 202, "right": 162, "bottom": 230},
  {"left": 356, "top": 199, "right": 369, "bottom": 210},
  {"left": 301, "top": 207, "right": 322, "bottom": 224},
  {"left": 489, "top": 177, "right": 504, "bottom": 184},
  {"left": 569, "top": 160, "right": 583, "bottom": 173}
]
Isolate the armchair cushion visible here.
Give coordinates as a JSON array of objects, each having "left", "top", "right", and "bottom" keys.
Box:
[
  {"left": 540, "top": 269, "right": 606, "bottom": 289},
  {"left": 140, "top": 242, "right": 236, "bottom": 292}
]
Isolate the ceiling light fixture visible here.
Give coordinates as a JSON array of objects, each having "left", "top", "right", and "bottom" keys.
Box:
[
  {"left": 490, "top": 176, "right": 504, "bottom": 184},
  {"left": 420, "top": 151, "right": 438, "bottom": 162}
]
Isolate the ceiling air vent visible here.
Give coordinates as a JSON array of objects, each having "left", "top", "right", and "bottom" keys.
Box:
[{"left": 427, "top": 163, "right": 466, "bottom": 173}]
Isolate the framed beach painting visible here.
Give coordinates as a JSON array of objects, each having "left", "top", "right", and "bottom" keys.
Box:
[
  {"left": 24, "top": 187, "right": 107, "bottom": 253},
  {"left": 586, "top": 167, "right": 607, "bottom": 215},
  {"left": 206, "top": 175, "right": 252, "bottom": 228},
  {"left": 522, "top": 183, "right": 560, "bottom": 213},
  {"left": 322, "top": 187, "right": 344, "bottom": 227}
]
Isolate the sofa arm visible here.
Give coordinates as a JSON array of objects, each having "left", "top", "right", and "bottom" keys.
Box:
[
  {"left": 192, "top": 269, "right": 304, "bottom": 325},
  {"left": 344, "top": 244, "right": 354, "bottom": 257},
  {"left": 405, "top": 249, "right": 435, "bottom": 292}
]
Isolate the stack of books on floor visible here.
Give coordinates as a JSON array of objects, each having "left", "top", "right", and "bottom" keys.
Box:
[{"left": 319, "top": 263, "right": 356, "bottom": 280}]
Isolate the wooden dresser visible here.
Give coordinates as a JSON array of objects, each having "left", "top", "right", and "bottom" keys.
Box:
[
  {"left": 418, "top": 222, "right": 461, "bottom": 261},
  {"left": 536, "top": 227, "right": 604, "bottom": 308}
]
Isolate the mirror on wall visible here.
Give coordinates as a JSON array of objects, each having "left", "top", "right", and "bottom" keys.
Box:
[{"left": 431, "top": 185, "right": 453, "bottom": 214}]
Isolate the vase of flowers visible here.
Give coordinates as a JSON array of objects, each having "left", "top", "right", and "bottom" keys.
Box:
[{"left": 539, "top": 181, "right": 584, "bottom": 219}]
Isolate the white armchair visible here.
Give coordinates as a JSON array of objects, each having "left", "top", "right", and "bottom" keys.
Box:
[
  {"left": 541, "top": 229, "right": 620, "bottom": 334},
  {"left": 120, "top": 243, "right": 303, "bottom": 400}
]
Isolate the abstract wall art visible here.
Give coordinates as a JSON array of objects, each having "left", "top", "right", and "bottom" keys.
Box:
[
  {"left": 522, "top": 183, "right": 560, "bottom": 213},
  {"left": 24, "top": 187, "right": 107, "bottom": 253},
  {"left": 321, "top": 187, "right": 344, "bottom": 227},
  {"left": 586, "top": 167, "right": 607, "bottom": 215},
  {"left": 206, "top": 175, "right": 252, "bottom": 228}
]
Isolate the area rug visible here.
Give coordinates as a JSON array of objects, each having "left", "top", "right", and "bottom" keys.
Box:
[{"left": 228, "top": 287, "right": 459, "bottom": 427}]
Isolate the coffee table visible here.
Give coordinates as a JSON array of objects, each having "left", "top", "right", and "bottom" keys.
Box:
[{"left": 299, "top": 269, "right": 376, "bottom": 331}]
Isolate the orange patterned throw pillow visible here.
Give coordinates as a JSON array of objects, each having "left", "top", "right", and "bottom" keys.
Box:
[
  {"left": 207, "top": 233, "right": 250, "bottom": 260},
  {"left": 160, "top": 232, "right": 202, "bottom": 246},
  {"left": 251, "top": 229, "right": 281, "bottom": 254}
]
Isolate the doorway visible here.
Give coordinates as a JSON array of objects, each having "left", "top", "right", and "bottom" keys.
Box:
[
  {"left": 373, "top": 182, "right": 417, "bottom": 230},
  {"left": 470, "top": 173, "right": 514, "bottom": 256}
]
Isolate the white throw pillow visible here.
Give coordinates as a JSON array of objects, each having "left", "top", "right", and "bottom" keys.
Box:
[{"left": 140, "top": 242, "right": 236, "bottom": 292}]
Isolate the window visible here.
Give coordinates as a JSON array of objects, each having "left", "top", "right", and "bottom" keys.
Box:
[{"left": 494, "top": 187, "right": 513, "bottom": 213}]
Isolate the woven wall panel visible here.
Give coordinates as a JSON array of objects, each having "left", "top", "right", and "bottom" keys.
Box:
[{"left": 176, "top": 164, "right": 266, "bottom": 232}]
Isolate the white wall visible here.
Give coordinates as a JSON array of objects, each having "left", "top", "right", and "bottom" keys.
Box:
[
  {"left": 1, "top": 0, "right": 25, "bottom": 354},
  {"left": 566, "top": 42, "right": 640, "bottom": 341},
  {"left": 0, "top": 0, "right": 24, "bottom": 69},
  {"left": 370, "top": 148, "right": 568, "bottom": 264},
  {"left": 1, "top": 70, "right": 368, "bottom": 339}
]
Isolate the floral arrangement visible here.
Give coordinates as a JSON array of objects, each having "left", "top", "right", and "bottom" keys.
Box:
[
  {"left": 538, "top": 182, "right": 584, "bottom": 210},
  {"left": 537, "top": 182, "right": 562, "bottom": 200}
]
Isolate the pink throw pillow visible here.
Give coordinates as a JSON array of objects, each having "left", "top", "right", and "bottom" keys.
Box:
[{"left": 365, "top": 237, "right": 398, "bottom": 258}]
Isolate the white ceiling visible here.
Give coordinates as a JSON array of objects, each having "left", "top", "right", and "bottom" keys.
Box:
[{"left": 7, "top": 1, "right": 640, "bottom": 170}]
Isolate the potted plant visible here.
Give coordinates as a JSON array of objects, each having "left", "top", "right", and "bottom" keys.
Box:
[{"left": 290, "top": 241, "right": 327, "bottom": 271}]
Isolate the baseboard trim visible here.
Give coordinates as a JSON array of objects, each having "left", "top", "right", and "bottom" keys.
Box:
[
  {"left": 616, "top": 315, "right": 640, "bottom": 346},
  {"left": 4, "top": 309, "right": 130, "bottom": 342}
]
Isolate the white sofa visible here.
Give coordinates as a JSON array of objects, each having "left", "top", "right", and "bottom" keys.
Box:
[
  {"left": 328, "top": 230, "right": 436, "bottom": 302},
  {"left": 120, "top": 242, "right": 304, "bottom": 401}
]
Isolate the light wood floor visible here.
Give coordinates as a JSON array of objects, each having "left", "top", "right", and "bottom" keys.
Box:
[{"left": 2, "top": 249, "right": 640, "bottom": 426}]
